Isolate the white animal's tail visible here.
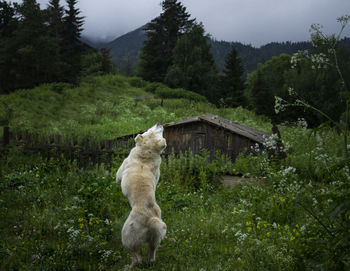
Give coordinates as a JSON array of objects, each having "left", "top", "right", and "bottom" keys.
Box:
[{"left": 148, "top": 217, "right": 167, "bottom": 243}]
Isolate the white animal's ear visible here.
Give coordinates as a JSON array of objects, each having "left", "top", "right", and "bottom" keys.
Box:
[{"left": 135, "top": 134, "right": 143, "bottom": 143}]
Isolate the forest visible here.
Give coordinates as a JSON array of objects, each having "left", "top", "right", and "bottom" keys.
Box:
[
  {"left": 0, "top": 0, "right": 113, "bottom": 93},
  {"left": 1, "top": 0, "right": 350, "bottom": 270}
]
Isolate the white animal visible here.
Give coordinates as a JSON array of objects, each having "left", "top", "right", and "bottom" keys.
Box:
[{"left": 116, "top": 123, "right": 167, "bottom": 269}]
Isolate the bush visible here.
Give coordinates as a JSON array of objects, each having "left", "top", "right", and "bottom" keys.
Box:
[
  {"left": 155, "top": 87, "right": 207, "bottom": 102},
  {"left": 128, "top": 77, "right": 147, "bottom": 88},
  {"left": 233, "top": 153, "right": 269, "bottom": 177},
  {"left": 49, "top": 82, "right": 73, "bottom": 93},
  {"left": 144, "top": 82, "right": 166, "bottom": 93},
  {"left": 161, "top": 150, "right": 233, "bottom": 192}
]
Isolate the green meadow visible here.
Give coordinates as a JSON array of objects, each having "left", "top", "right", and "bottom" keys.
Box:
[{"left": 1, "top": 74, "right": 349, "bottom": 270}]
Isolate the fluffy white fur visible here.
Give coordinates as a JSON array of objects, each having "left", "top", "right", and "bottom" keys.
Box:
[{"left": 116, "top": 123, "right": 167, "bottom": 269}]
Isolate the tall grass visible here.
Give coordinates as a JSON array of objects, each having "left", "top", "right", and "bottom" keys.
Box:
[
  {"left": 1, "top": 128, "right": 348, "bottom": 270},
  {"left": 1, "top": 73, "right": 349, "bottom": 270},
  {"left": 0, "top": 74, "right": 270, "bottom": 141}
]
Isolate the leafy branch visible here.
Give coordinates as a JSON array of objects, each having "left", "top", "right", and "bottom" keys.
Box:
[{"left": 275, "top": 14, "right": 350, "bottom": 159}]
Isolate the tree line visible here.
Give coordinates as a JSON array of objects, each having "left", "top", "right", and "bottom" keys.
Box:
[
  {"left": 0, "top": 0, "right": 113, "bottom": 94},
  {"left": 137, "top": 0, "right": 245, "bottom": 107},
  {"left": 137, "top": 0, "right": 350, "bottom": 127},
  {"left": 1, "top": 0, "right": 349, "bottom": 128}
]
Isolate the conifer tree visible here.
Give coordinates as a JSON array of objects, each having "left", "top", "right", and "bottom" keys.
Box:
[
  {"left": 138, "top": 0, "right": 194, "bottom": 82},
  {"left": 47, "top": 0, "right": 64, "bottom": 41},
  {"left": 62, "top": 0, "right": 84, "bottom": 82},
  {"left": 0, "top": 1, "right": 17, "bottom": 93},
  {"left": 0, "top": 1, "right": 16, "bottom": 38},
  {"left": 63, "top": 0, "right": 83, "bottom": 45},
  {"left": 220, "top": 46, "right": 246, "bottom": 107},
  {"left": 47, "top": 0, "right": 65, "bottom": 81},
  {"left": 249, "top": 70, "right": 273, "bottom": 116},
  {"left": 10, "top": 0, "right": 55, "bottom": 88},
  {"left": 100, "top": 47, "right": 114, "bottom": 74},
  {"left": 164, "top": 23, "right": 219, "bottom": 102},
  {"left": 122, "top": 54, "right": 133, "bottom": 76}
]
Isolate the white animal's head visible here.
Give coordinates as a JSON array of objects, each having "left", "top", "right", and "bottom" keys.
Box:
[{"left": 135, "top": 123, "right": 167, "bottom": 153}]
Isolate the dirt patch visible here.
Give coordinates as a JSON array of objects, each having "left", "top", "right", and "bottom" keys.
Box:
[{"left": 221, "top": 175, "right": 251, "bottom": 188}]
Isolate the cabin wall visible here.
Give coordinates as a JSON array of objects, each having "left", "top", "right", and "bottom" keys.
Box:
[{"left": 163, "top": 122, "right": 259, "bottom": 161}]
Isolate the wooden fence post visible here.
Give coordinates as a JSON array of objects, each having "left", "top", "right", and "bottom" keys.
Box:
[{"left": 1, "top": 128, "right": 132, "bottom": 167}]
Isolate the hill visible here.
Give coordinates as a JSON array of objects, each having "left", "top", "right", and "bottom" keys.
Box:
[
  {"left": 0, "top": 74, "right": 269, "bottom": 141},
  {"left": 90, "top": 26, "right": 350, "bottom": 76},
  {"left": 103, "top": 26, "right": 148, "bottom": 73}
]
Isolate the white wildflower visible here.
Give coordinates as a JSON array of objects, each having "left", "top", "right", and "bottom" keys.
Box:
[
  {"left": 67, "top": 227, "right": 80, "bottom": 240},
  {"left": 297, "top": 118, "right": 308, "bottom": 129},
  {"left": 274, "top": 96, "right": 286, "bottom": 114}
]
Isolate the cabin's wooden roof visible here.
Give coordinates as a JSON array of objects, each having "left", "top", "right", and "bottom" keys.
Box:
[
  {"left": 163, "top": 113, "right": 270, "bottom": 144},
  {"left": 117, "top": 114, "right": 270, "bottom": 144}
]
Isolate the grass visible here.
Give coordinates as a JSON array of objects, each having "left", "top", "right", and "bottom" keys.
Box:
[
  {"left": 1, "top": 74, "right": 349, "bottom": 270},
  {"left": 1, "top": 145, "right": 349, "bottom": 270},
  {"left": 0, "top": 74, "right": 270, "bottom": 141}
]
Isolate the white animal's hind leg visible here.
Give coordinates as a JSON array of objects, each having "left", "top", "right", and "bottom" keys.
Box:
[
  {"left": 124, "top": 250, "right": 142, "bottom": 270},
  {"left": 148, "top": 244, "right": 157, "bottom": 264}
]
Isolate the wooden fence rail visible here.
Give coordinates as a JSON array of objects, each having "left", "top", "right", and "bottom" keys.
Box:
[{"left": 1, "top": 127, "right": 134, "bottom": 168}]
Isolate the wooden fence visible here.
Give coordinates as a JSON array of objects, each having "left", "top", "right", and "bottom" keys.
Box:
[{"left": 1, "top": 127, "right": 134, "bottom": 168}]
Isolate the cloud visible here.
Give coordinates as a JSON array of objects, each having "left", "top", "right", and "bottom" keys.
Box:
[
  {"left": 181, "top": 0, "right": 350, "bottom": 46},
  {"left": 78, "top": 0, "right": 162, "bottom": 39},
  {"left": 21, "top": 0, "right": 350, "bottom": 46}
]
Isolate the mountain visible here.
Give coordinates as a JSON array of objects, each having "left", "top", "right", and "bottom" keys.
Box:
[
  {"left": 104, "top": 25, "right": 147, "bottom": 73},
  {"left": 91, "top": 26, "right": 350, "bottom": 76}
]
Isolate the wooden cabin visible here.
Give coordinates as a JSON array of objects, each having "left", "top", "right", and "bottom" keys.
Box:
[{"left": 118, "top": 113, "right": 270, "bottom": 161}]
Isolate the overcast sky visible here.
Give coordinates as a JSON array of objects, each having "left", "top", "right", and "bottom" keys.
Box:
[{"left": 32, "top": 0, "right": 350, "bottom": 47}]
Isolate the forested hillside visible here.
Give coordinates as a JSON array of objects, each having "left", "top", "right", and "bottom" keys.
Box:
[
  {"left": 97, "top": 24, "right": 350, "bottom": 75},
  {"left": 0, "top": 0, "right": 114, "bottom": 94}
]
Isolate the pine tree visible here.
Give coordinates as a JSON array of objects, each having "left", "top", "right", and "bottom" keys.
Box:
[
  {"left": 100, "top": 47, "right": 114, "bottom": 74},
  {"left": 220, "top": 46, "right": 246, "bottom": 107},
  {"left": 47, "top": 0, "right": 65, "bottom": 81},
  {"left": 10, "top": 0, "right": 55, "bottom": 88},
  {"left": 0, "top": 1, "right": 17, "bottom": 93},
  {"left": 249, "top": 70, "right": 273, "bottom": 116},
  {"left": 47, "top": 0, "right": 64, "bottom": 42},
  {"left": 63, "top": 0, "right": 83, "bottom": 45},
  {"left": 62, "top": 0, "right": 84, "bottom": 82},
  {"left": 164, "top": 23, "right": 219, "bottom": 102},
  {"left": 0, "top": 1, "right": 16, "bottom": 38},
  {"left": 138, "top": 0, "right": 194, "bottom": 82},
  {"left": 122, "top": 54, "right": 133, "bottom": 76}
]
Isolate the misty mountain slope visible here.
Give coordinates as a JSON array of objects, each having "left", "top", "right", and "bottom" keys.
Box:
[
  {"left": 95, "top": 26, "right": 350, "bottom": 75},
  {"left": 106, "top": 25, "right": 147, "bottom": 72}
]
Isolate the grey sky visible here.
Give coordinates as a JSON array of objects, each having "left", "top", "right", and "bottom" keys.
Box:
[{"left": 33, "top": 0, "right": 350, "bottom": 47}]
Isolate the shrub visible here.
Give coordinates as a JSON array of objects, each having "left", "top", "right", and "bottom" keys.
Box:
[
  {"left": 128, "top": 77, "right": 147, "bottom": 88},
  {"left": 49, "top": 82, "right": 73, "bottom": 93},
  {"left": 161, "top": 150, "right": 233, "bottom": 192},
  {"left": 144, "top": 82, "right": 166, "bottom": 93},
  {"left": 233, "top": 153, "right": 270, "bottom": 177},
  {"left": 155, "top": 87, "right": 207, "bottom": 102}
]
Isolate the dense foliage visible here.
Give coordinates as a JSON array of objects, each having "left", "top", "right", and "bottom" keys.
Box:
[
  {"left": 164, "top": 23, "right": 219, "bottom": 103},
  {"left": 246, "top": 38, "right": 350, "bottom": 126},
  {"left": 138, "top": 0, "right": 194, "bottom": 82},
  {"left": 155, "top": 86, "right": 208, "bottom": 104},
  {"left": 138, "top": 1, "right": 249, "bottom": 106},
  {"left": 0, "top": 0, "right": 113, "bottom": 94},
  {"left": 219, "top": 46, "right": 246, "bottom": 107}
]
